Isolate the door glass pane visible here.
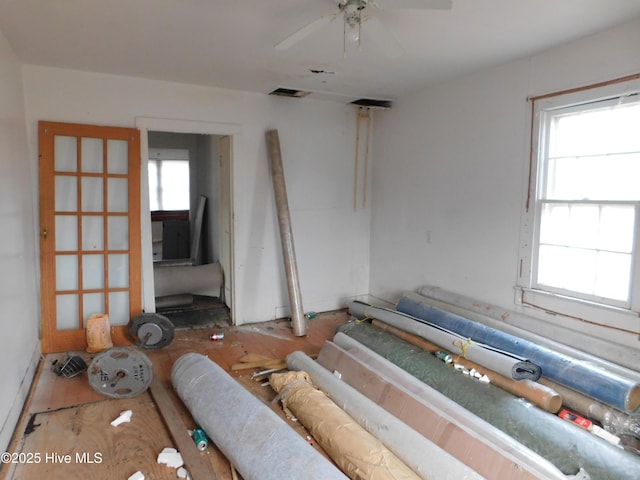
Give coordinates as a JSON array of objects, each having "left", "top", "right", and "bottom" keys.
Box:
[
  {"left": 55, "top": 215, "right": 78, "bottom": 251},
  {"left": 108, "top": 254, "right": 129, "bottom": 288},
  {"left": 107, "top": 178, "right": 128, "bottom": 212},
  {"left": 54, "top": 136, "right": 77, "bottom": 172},
  {"left": 107, "top": 139, "right": 128, "bottom": 174},
  {"left": 109, "top": 292, "right": 129, "bottom": 326},
  {"left": 55, "top": 255, "right": 78, "bottom": 291},
  {"left": 107, "top": 216, "right": 128, "bottom": 250},
  {"left": 82, "top": 254, "right": 104, "bottom": 289},
  {"left": 56, "top": 294, "right": 79, "bottom": 330},
  {"left": 55, "top": 176, "right": 77, "bottom": 211},
  {"left": 81, "top": 177, "right": 104, "bottom": 212},
  {"left": 83, "top": 293, "right": 105, "bottom": 321},
  {"left": 81, "top": 137, "right": 103, "bottom": 173},
  {"left": 82, "top": 216, "right": 104, "bottom": 251}
]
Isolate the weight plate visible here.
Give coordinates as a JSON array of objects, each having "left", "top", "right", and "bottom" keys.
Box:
[
  {"left": 137, "top": 322, "right": 164, "bottom": 346},
  {"left": 127, "top": 312, "right": 175, "bottom": 349},
  {"left": 88, "top": 347, "right": 153, "bottom": 399}
]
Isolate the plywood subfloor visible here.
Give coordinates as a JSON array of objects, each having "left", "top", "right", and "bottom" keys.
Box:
[{"left": 2, "top": 311, "right": 348, "bottom": 480}]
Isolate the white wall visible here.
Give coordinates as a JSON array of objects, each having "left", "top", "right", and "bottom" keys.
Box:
[
  {"left": 370, "top": 18, "right": 640, "bottom": 356},
  {"left": 0, "top": 31, "right": 40, "bottom": 450},
  {"left": 21, "top": 66, "right": 371, "bottom": 325}
]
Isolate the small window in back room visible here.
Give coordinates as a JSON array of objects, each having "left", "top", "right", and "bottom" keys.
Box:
[
  {"left": 148, "top": 148, "right": 190, "bottom": 211},
  {"left": 520, "top": 78, "right": 640, "bottom": 313}
]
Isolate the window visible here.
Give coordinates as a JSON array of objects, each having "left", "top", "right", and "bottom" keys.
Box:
[
  {"left": 520, "top": 77, "right": 640, "bottom": 316},
  {"left": 148, "top": 148, "right": 190, "bottom": 211}
]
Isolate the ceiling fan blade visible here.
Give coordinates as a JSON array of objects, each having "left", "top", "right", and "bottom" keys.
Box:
[
  {"left": 275, "top": 13, "right": 339, "bottom": 50},
  {"left": 373, "top": 0, "right": 452, "bottom": 10},
  {"left": 363, "top": 16, "right": 404, "bottom": 58}
]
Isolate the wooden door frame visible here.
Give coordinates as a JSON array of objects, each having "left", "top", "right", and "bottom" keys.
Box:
[{"left": 39, "top": 121, "right": 142, "bottom": 353}]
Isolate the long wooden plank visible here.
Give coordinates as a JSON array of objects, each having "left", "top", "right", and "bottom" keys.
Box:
[{"left": 148, "top": 377, "right": 216, "bottom": 480}]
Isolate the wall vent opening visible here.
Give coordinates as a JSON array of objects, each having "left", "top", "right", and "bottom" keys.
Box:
[
  {"left": 350, "top": 98, "right": 392, "bottom": 109},
  {"left": 270, "top": 88, "right": 311, "bottom": 98}
]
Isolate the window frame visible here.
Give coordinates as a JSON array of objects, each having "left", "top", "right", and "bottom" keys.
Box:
[{"left": 518, "top": 76, "right": 640, "bottom": 327}]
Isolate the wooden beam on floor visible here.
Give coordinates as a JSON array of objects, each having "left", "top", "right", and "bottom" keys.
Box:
[{"left": 148, "top": 377, "right": 217, "bottom": 480}]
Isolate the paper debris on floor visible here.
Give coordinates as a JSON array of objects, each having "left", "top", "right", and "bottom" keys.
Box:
[
  {"left": 111, "top": 410, "right": 133, "bottom": 427},
  {"left": 157, "top": 447, "right": 184, "bottom": 468}
]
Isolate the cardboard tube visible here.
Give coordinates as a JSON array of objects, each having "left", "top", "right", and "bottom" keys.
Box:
[
  {"left": 286, "top": 351, "right": 482, "bottom": 480},
  {"left": 270, "top": 370, "right": 422, "bottom": 480},
  {"left": 372, "top": 319, "right": 562, "bottom": 413},
  {"left": 265, "top": 130, "right": 306, "bottom": 336}
]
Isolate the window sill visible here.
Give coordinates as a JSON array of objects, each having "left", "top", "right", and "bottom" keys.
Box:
[{"left": 515, "top": 287, "right": 640, "bottom": 338}]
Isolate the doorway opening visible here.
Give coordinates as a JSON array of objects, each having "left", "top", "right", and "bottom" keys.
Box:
[{"left": 136, "top": 119, "right": 236, "bottom": 329}]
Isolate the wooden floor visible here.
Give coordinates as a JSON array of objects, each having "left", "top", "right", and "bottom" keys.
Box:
[{"left": 1, "top": 311, "right": 349, "bottom": 480}]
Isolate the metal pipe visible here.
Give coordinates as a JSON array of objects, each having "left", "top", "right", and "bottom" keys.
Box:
[
  {"left": 397, "top": 293, "right": 640, "bottom": 413},
  {"left": 286, "top": 351, "right": 483, "bottom": 480},
  {"left": 265, "top": 130, "right": 306, "bottom": 336},
  {"left": 172, "top": 353, "right": 347, "bottom": 480}
]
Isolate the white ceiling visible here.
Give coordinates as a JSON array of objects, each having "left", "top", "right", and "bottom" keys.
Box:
[{"left": 1, "top": 0, "right": 640, "bottom": 102}]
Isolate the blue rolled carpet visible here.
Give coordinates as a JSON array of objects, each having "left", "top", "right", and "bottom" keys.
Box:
[{"left": 396, "top": 294, "right": 640, "bottom": 413}]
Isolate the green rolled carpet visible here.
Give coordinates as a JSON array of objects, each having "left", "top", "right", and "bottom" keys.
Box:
[{"left": 337, "top": 321, "right": 640, "bottom": 480}]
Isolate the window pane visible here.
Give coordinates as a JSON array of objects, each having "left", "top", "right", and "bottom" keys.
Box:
[
  {"left": 54, "top": 136, "right": 77, "bottom": 172},
  {"left": 108, "top": 178, "right": 128, "bottom": 212},
  {"left": 107, "top": 139, "right": 128, "bottom": 174},
  {"left": 81, "top": 177, "right": 103, "bottom": 212},
  {"left": 81, "top": 137, "right": 103, "bottom": 173},
  {"left": 540, "top": 203, "right": 599, "bottom": 250},
  {"left": 108, "top": 254, "right": 129, "bottom": 288},
  {"left": 107, "top": 216, "right": 129, "bottom": 250},
  {"left": 82, "top": 215, "right": 103, "bottom": 251},
  {"left": 55, "top": 215, "right": 78, "bottom": 251},
  {"left": 82, "top": 254, "right": 104, "bottom": 289},
  {"left": 109, "top": 292, "right": 130, "bottom": 326},
  {"left": 56, "top": 294, "right": 79, "bottom": 330},
  {"left": 549, "top": 103, "right": 640, "bottom": 158},
  {"left": 538, "top": 245, "right": 596, "bottom": 295},
  {"left": 599, "top": 205, "right": 635, "bottom": 253},
  {"left": 595, "top": 252, "right": 630, "bottom": 301},
  {"left": 547, "top": 153, "right": 640, "bottom": 201},
  {"left": 55, "top": 176, "right": 77, "bottom": 211},
  {"left": 56, "top": 255, "right": 78, "bottom": 291},
  {"left": 160, "top": 161, "right": 190, "bottom": 210},
  {"left": 83, "top": 293, "right": 105, "bottom": 321},
  {"left": 147, "top": 156, "right": 190, "bottom": 211}
]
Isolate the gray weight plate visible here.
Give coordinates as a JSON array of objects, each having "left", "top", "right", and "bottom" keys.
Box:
[
  {"left": 127, "top": 312, "right": 175, "bottom": 349},
  {"left": 88, "top": 347, "right": 153, "bottom": 399}
]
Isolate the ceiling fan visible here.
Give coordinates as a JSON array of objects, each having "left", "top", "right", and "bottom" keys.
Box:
[{"left": 275, "top": 0, "right": 452, "bottom": 58}]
